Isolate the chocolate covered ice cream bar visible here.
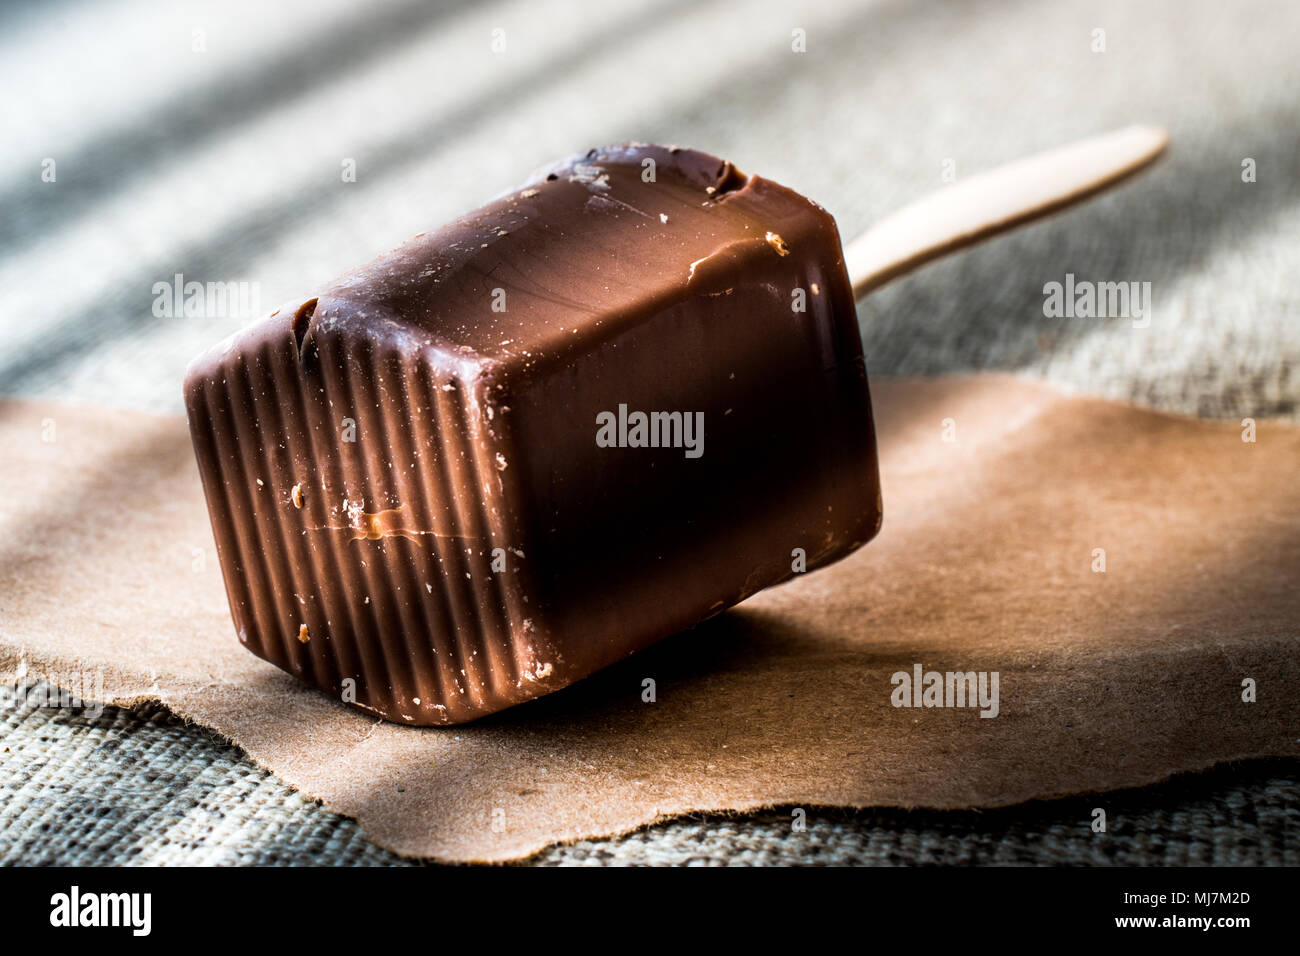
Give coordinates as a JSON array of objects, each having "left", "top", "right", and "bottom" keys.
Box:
[
  {"left": 184, "top": 129, "right": 1167, "bottom": 724},
  {"left": 184, "top": 144, "right": 879, "bottom": 723}
]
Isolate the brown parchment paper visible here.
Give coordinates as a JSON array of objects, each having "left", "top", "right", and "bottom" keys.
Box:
[{"left": 1, "top": 375, "right": 1296, "bottom": 862}]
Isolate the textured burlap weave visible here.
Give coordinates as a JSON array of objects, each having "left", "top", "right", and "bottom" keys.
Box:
[{"left": 3, "top": 685, "right": 1296, "bottom": 865}]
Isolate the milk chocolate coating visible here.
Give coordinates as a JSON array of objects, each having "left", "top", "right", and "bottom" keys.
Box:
[{"left": 184, "top": 144, "right": 882, "bottom": 724}]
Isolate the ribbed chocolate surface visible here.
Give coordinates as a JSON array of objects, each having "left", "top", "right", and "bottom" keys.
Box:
[{"left": 186, "top": 318, "right": 554, "bottom": 724}]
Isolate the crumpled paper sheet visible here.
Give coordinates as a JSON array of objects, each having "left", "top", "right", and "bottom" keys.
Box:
[{"left": 1, "top": 375, "right": 1296, "bottom": 862}]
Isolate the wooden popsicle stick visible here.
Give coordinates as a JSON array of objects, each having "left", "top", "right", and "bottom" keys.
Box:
[{"left": 843, "top": 125, "right": 1169, "bottom": 299}]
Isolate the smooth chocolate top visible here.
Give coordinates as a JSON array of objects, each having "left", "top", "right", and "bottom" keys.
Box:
[{"left": 310, "top": 144, "right": 843, "bottom": 377}]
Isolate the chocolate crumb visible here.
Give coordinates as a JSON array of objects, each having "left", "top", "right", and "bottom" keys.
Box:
[{"left": 765, "top": 231, "right": 790, "bottom": 256}]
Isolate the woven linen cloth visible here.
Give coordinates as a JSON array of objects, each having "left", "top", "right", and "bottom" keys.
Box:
[
  {"left": 2, "top": 0, "right": 1297, "bottom": 863},
  {"left": 3, "top": 684, "right": 1297, "bottom": 865}
]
